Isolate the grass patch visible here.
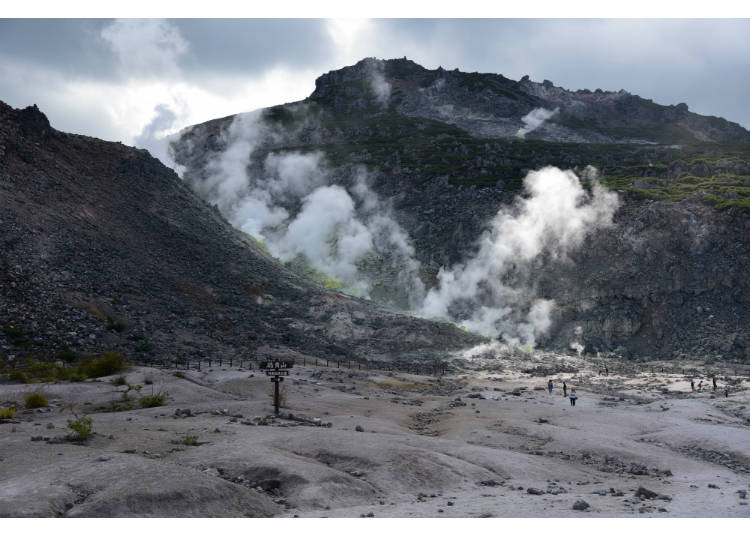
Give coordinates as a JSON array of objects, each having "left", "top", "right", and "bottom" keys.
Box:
[
  {"left": 0, "top": 406, "right": 16, "bottom": 419},
  {"left": 139, "top": 392, "right": 169, "bottom": 408},
  {"left": 2, "top": 352, "right": 126, "bottom": 384},
  {"left": 24, "top": 392, "right": 48, "bottom": 408}
]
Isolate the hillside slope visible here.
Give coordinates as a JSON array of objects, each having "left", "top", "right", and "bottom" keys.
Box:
[{"left": 0, "top": 101, "right": 481, "bottom": 368}]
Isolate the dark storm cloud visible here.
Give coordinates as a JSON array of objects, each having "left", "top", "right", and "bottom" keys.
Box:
[
  {"left": 0, "top": 19, "right": 118, "bottom": 78},
  {"left": 0, "top": 17, "right": 749, "bottom": 145}
]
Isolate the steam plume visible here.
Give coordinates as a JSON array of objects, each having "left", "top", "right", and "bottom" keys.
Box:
[
  {"left": 186, "top": 110, "right": 424, "bottom": 306},
  {"left": 517, "top": 107, "right": 559, "bottom": 137},
  {"left": 420, "top": 166, "right": 619, "bottom": 346}
]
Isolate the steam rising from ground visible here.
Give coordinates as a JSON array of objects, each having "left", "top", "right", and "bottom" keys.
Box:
[
  {"left": 188, "top": 110, "right": 424, "bottom": 306},
  {"left": 517, "top": 107, "right": 559, "bottom": 137},
  {"left": 420, "top": 166, "right": 619, "bottom": 346},
  {"left": 365, "top": 59, "right": 392, "bottom": 106},
  {"left": 186, "top": 111, "right": 618, "bottom": 348}
]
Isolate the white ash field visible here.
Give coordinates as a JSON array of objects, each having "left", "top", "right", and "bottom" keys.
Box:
[{"left": 1, "top": 349, "right": 750, "bottom": 518}]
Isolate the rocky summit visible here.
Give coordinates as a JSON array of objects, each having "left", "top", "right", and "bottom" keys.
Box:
[{"left": 171, "top": 57, "right": 750, "bottom": 362}]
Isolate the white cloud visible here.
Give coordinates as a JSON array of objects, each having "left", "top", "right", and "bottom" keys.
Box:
[{"left": 101, "top": 18, "right": 189, "bottom": 78}]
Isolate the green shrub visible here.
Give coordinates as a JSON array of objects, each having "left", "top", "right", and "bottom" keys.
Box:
[
  {"left": 111, "top": 376, "right": 127, "bottom": 386},
  {"left": 24, "top": 392, "right": 48, "bottom": 408},
  {"left": 0, "top": 406, "right": 16, "bottom": 419},
  {"left": 9, "top": 370, "right": 27, "bottom": 383},
  {"left": 79, "top": 352, "right": 125, "bottom": 378},
  {"left": 57, "top": 348, "right": 78, "bottom": 364},
  {"left": 134, "top": 341, "right": 153, "bottom": 353},
  {"left": 3, "top": 326, "right": 26, "bottom": 344},
  {"left": 140, "top": 391, "right": 169, "bottom": 408},
  {"left": 106, "top": 318, "right": 125, "bottom": 332},
  {"left": 183, "top": 434, "right": 199, "bottom": 446},
  {"left": 172, "top": 371, "right": 186, "bottom": 379},
  {"left": 67, "top": 416, "right": 93, "bottom": 437}
]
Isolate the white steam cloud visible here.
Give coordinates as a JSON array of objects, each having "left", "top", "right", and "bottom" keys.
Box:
[
  {"left": 420, "top": 166, "right": 619, "bottom": 346},
  {"left": 365, "top": 58, "right": 391, "bottom": 106},
  {"left": 101, "top": 19, "right": 188, "bottom": 78},
  {"left": 517, "top": 107, "right": 559, "bottom": 137},
  {"left": 189, "top": 110, "right": 424, "bottom": 306},
  {"left": 186, "top": 110, "right": 619, "bottom": 349}
]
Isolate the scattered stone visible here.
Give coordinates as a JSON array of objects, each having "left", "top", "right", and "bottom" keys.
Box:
[
  {"left": 46, "top": 423, "right": 54, "bottom": 429},
  {"left": 478, "top": 480, "right": 502, "bottom": 487},
  {"left": 98, "top": 455, "right": 111, "bottom": 462},
  {"left": 708, "top": 484, "right": 719, "bottom": 489},
  {"left": 635, "top": 487, "right": 659, "bottom": 499},
  {"left": 355, "top": 425, "right": 364, "bottom": 432},
  {"left": 446, "top": 501, "right": 454, "bottom": 506},
  {"left": 572, "top": 500, "right": 590, "bottom": 511},
  {"left": 527, "top": 488, "right": 545, "bottom": 495}
]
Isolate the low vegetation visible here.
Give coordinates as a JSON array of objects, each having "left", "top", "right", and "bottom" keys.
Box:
[
  {"left": 0, "top": 406, "right": 16, "bottom": 419},
  {"left": 139, "top": 391, "right": 169, "bottom": 408},
  {"left": 1, "top": 351, "right": 126, "bottom": 384},
  {"left": 61, "top": 404, "right": 93, "bottom": 440},
  {"left": 24, "top": 391, "right": 48, "bottom": 408}
]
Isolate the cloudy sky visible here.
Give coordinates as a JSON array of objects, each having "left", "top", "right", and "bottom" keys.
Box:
[{"left": 1, "top": 15, "right": 749, "bottom": 162}]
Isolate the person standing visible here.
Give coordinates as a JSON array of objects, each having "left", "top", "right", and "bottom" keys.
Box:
[
  {"left": 547, "top": 379, "right": 553, "bottom": 395},
  {"left": 698, "top": 381, "right": 703, "bottom": 392},
  {"left": 724, "top": 388, "right": 729, "bottom": 398},
  {"left": 713, "top": 377, "right": 717, "bottom": 391},
  {"left": 569, "top": 389, "right": 578, "bottom": 407},
  {"left": 690, "top": 379, "right": 695, "bottom": 392},
  {"left": 563, "top": 382, "right": 568, "bottom": 398}
]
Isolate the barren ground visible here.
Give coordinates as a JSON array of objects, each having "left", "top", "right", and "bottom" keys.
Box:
[{"left": 2, "top": 351, "right": 749, "bottom": 518}]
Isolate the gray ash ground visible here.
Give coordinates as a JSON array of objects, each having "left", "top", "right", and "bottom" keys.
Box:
[{"left": 2, "top": 349, "right": 749, "bottom": 517}]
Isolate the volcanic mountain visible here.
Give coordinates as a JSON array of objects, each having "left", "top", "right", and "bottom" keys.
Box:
[{"left": 171, "top": 57, "right": 750, "bottom": 362}]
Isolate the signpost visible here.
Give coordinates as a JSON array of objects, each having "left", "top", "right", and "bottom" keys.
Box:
[{"left": 260, "top": 360, "right": 294, "bottom": 414}]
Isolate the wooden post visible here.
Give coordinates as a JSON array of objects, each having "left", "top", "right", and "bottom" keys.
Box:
[
  {"left": 208, "top": 358, "right": 212, "bottom": 368},
  {"left": 230, "top": 357, "right": 233, "bottom": 368},
  {"left": 219, "top": 357, "right": 222, "bottom": 367},
  {"left": 272, "top": 377, "right": 281, "bottom": 415}
]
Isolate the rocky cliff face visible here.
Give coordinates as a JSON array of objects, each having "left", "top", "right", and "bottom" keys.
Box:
[
  {"left": 171, "top": 58, "right": 750, "bottom": 362},
  {"left": 0, "top": 100, "right": 481, "bottom": 367},
  {"left": 309, "top": 58, "right": 750, "bottom": 144}
]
